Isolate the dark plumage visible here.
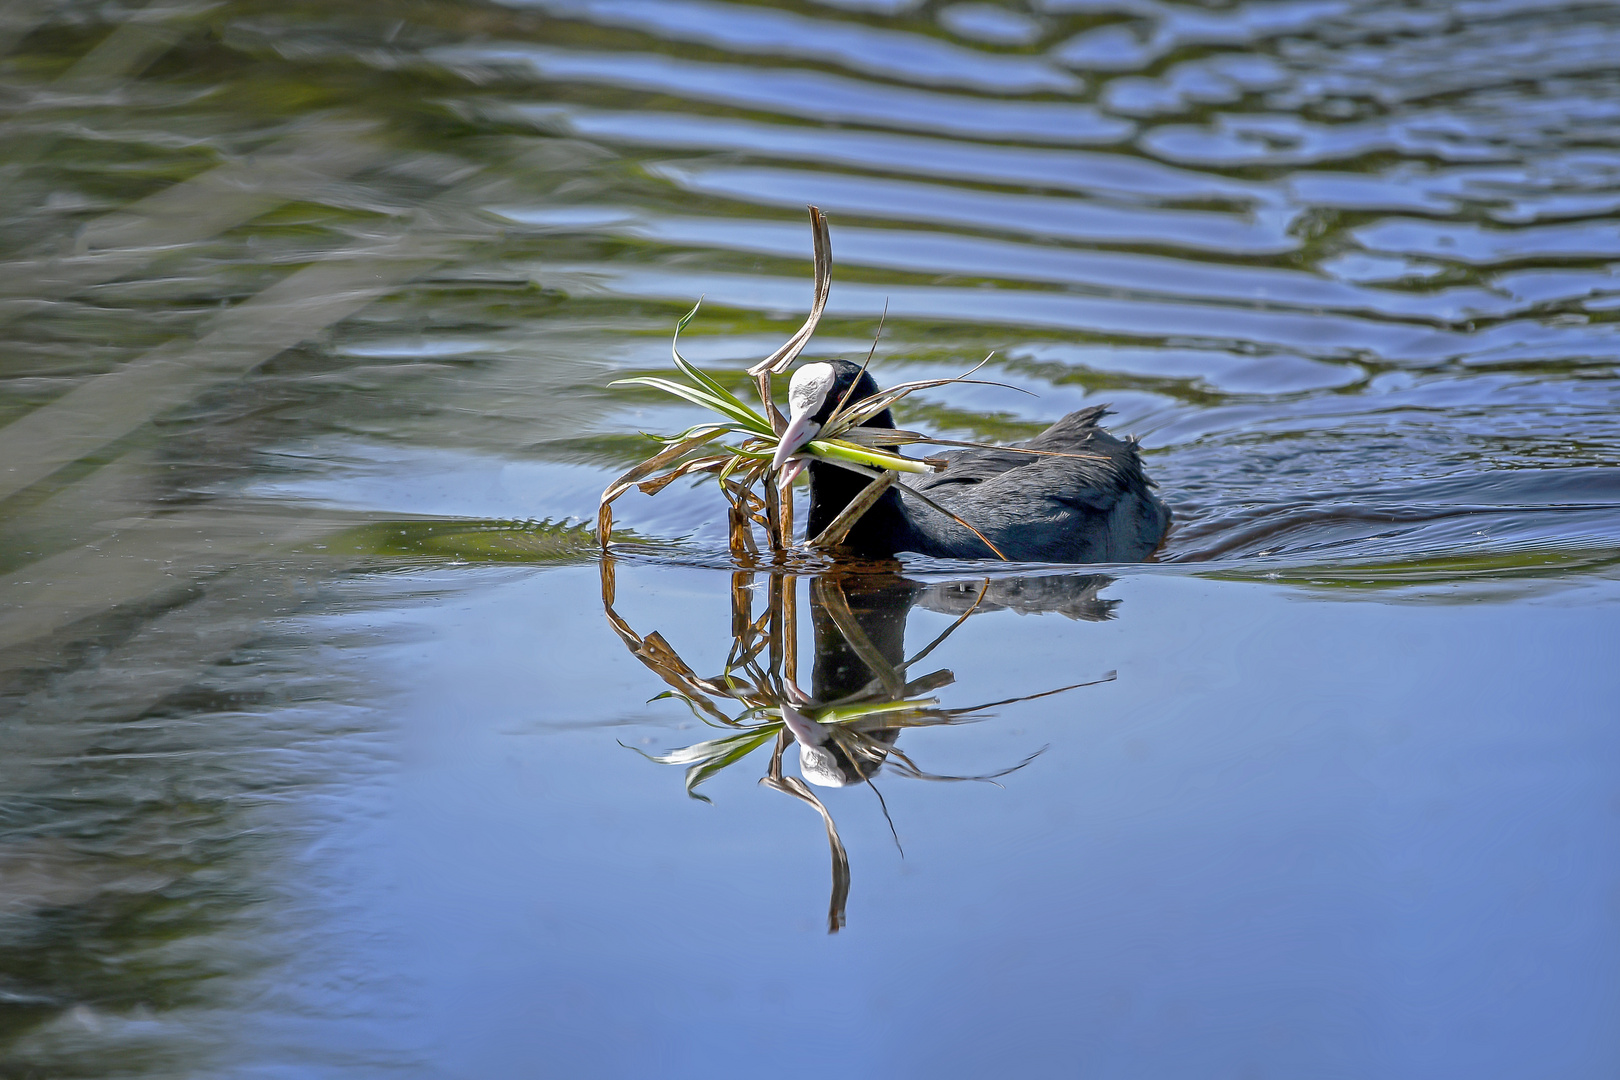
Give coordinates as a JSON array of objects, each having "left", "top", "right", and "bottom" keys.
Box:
[{"left": 779, "top": 360, "right": 1171, "bottom": 563}]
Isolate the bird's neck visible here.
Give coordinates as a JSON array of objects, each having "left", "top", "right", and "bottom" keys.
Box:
[
  {"left": 804, "top": 460, "right": 912, "bottom": 556},
  {"left": 809, "top": 573, "right": 916, "bottom": 699}
]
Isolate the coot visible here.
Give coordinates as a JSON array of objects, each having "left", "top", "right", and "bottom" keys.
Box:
[{"left": 772, "top": 360, "right": 1171, "bottom": 562}]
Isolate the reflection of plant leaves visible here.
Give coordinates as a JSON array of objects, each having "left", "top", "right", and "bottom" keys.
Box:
[
  {"left": 817, "top": 699, "right": 941, "bottom": 724},
  {"left": 682, "top": 729, "right": 779, "bottom": 801},
  {"left": 631, "top": 729, "right": 761, "bottom": 767},
  {"left": 648, "top": 691, "right": 731, "bottom": 727},
  {"left": 762, "top": 772, "right": 850, "bottom": 933},
  {"left": 626, "top": 727, "right": 781, "bottom": 803},
  {"left": 902, "top": 669, "right": 956, "bottom": 697},
  {"left": 602, "top": 556, "right": 1126, "bottom": 934},
  {"left": 882, "top": 744, "right": 1049, "bottom": 785}
]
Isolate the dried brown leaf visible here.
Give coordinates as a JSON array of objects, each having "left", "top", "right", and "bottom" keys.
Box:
[
  {"left": 807, "top": 470, "right": 897, "bottom": 550},
  {"left": 749, "top": 206, "right": 832, "bottom": 377}
]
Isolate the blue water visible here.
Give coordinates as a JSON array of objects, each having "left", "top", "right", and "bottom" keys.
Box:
[
  {"left": 2, "top": 0, "right": 1618, "bottom": 1075},
  {"left": 286, "top": 564, "right": 1620, "bottom": 1078}
]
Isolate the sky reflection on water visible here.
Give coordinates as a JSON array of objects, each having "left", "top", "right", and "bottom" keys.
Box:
[{"left": 330, "top": 562, "right": 1620, "bottom": 1077}]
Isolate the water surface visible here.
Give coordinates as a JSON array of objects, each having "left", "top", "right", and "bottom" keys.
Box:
[{"left": 2, "top": 0, "right": 1617, "bottom": 1075}]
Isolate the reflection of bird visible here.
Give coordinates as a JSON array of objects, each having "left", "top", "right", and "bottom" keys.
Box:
[
  {"left": 781, "top": 573, "right": 917, "bottom": 788},
  {"left": 604, "top": 558, "right": 1118, "bottom": 933},
  {"left": 772, "top": 360, "right": 1171, "bottom": 562},
  {"left": 919, "top": 574, "right": 1119, "bottom": 622}
]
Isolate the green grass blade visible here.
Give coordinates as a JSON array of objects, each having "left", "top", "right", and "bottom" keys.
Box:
[
  {"left": 667, "top": 421, "right": 749, "bottom": 441},
  {"left": 670, "top": 298, "right": 772, "bottom": 431},
  {"left": 611, "top": 376, "right": 768, "bottom": 431},
  {"left": 611, "top": 376, "right": 775, "bottom": 436},
  {"left": 807, "top": 439, "right": 933, "bottom": 474}
]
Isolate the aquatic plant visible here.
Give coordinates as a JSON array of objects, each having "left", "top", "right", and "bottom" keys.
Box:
[{"left": 597, "top": 207, "right": 1078, "bottom": 560}]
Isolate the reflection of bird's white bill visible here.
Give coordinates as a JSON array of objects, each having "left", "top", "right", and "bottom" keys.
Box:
[
  {"left": 779, "top": 703, "right": 849, "bottom": 788},
  {"left": 778, "top": 702, "right": 828, "bottom": 748}
]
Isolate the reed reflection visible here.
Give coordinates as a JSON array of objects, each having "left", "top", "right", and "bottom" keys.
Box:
[{"left": 600, "top": 558, "right": 1118, "bottom": 932}]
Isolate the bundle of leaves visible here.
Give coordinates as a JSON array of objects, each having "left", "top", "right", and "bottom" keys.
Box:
[{"left": 597, "top": 207, "right": 1058, "bottom": 560}]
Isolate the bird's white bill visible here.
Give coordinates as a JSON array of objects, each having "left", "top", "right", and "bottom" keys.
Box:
[
  {"left": 778, "top": 703, "right": 829, "bottom": 747},
  {"left": 770, "top": 413, "right": 821, "bottom": 470}
]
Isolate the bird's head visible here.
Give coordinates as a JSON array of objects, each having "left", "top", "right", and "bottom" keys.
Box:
[{"left": 771, "top": 359, "right": 890, "bottom": 479}]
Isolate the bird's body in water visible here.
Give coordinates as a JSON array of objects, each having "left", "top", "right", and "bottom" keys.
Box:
[{"left": 773, "top": 360, "right": 1171, "bottom": 563}]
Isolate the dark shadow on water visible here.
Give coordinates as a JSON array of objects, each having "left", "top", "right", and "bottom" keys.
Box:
[{"left": 600, "top": 556, "right": 1117, "bottom": 933}]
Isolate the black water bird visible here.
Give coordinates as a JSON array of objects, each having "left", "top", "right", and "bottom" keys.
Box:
[{"left": 772, "top": 360, "right": 1171, "bottom": 562}]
